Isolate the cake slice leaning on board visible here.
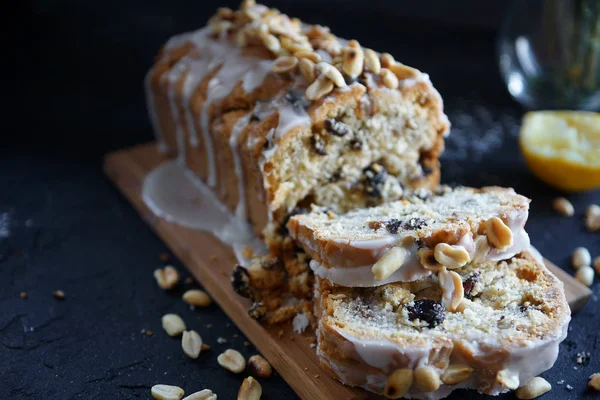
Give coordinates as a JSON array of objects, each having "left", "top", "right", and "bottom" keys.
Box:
[
  {"left": 144, "top": 0, "right": 449, "bottom": 254},
  {"left": 315, "top": 251, "right": 571, "bottom": 399},
  {"left": 288, "top": 186, "right": 532, "bottom": 288}
]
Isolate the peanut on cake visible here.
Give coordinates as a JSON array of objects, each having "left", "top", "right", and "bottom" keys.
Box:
[{"left": 145, "top": 0, "right": 449, "bottom": 254}]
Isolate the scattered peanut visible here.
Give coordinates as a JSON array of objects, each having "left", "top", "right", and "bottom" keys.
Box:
[
  {"left": 438, "top": 267, "right": 464, "bottom": 312},
  {"left": 572, "top": 247, "right": 591, "bottom": 268},
  {"left": 388, "top": 63, "right": 420, "bottom": 80},
  {"left": 575, "top": 265, "right": 594, "bottom": 287},
  {"left": 271, "top": 56, "right": 298, "bottom": 74},
  {"left": 589, "top": 373, "right": 600, "bottom": 391},
  {"left": 248, "top": 355, "right": 272, "bottom": 378},
  {"left": 515, "top": 377, "right": 551, "bottom": 399},
  {"left": 485, "top": 217, "right": 513, "bottom": 249},
  {"left": 294, "top": 50, "right": 320, "bottom": 63},
  {"left": 154, "top": 266, "right": 180, "bottom": 289},
  {"left": 305, "top": 75, "right": 334, "bottom": 100},
  {"left": 151, "top": 384, "right": 185, "bottom": 400},
  {"left": 162, "top": 314, "right": 187, "bottom": 337},
  {"left": 372, "top": 246, "right": 407, "bottom": 281},
  {"left": 238, "top": 376, "right": 262, "bottom": 400},
  {"left": 298, "top": 58, "right": 316, "bottom": 83},
  {"left": 315, "top": 62, "right": 346, "bottom": 87},
  {"left": 380, "top": 68, "right": 399, "bottom": 89},
  {"left": 496, "top": 369, "right": 519, "bottom": 390},
  {"left": 218, "top": 349, "right": 246, "bottom": 373},
  {"left": 434, "top": 243, "right": 470, "bottom": 269},
  {"left": 363, "top": 48, "right": 381, "bottom": 73},
  {"left": 384, "top": 368, "right": 413, "bottom": 399},
  {"left": 585, "top": 204, "right": 600, "bottom": 231},
  {"left": 182, "top": 289, "right": 211, "bottom": 307},
  {"left": 471, "top": 236, "right": 491, "bottom": 263},
  {"left": 414, "top": 366, "right": 441, "bottom": 392},
  {"left": 552, "top": 197, "right": 574, "bottom": 216},
  {"left": 261, "top": 34, "right": 280, "bottom": 54},
  {"left": 441, "top": 364, "right": 474, "bottom": 385},
  {"left": 182, "top": 390, "right": 217, "bottom": 400},
  {"left": 418, "top": 248, "right": 444, "bottom": 271},
  {"left": 181, "top": 330, "right": 203, "bottom": 359},
  {"left": 380, "top": 53, "right": 395, "bottom": 68},
  {"left": 342, "top": 45, "right": 364, "bottom": 79}
]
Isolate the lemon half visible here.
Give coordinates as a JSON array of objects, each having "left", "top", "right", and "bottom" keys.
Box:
[{"left": 519, "top": 111, "right": 600, "bottom": 192}]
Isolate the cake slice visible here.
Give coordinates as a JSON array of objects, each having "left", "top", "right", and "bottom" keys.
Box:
[
  {"left": 315, "top": 251, "right": 570, "bottom": 399},
  {"left": 145, "top": 0, "right": 450, "bottom": 253},
  {"left": 288, "top": 186, "right": 531, "bottom": 287}
]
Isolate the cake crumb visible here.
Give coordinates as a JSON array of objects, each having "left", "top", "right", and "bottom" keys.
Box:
[
  {"left": 566, "top": 384, "right": 573, "bottom": 391},
  {"left": 20, "top": 291, "right": 28, "bottom": 300},
  {"left": 292, "top": 312, "right": 309, "bottom": 333},
  {"left": 575, "top": 352, "right": 590, "bottom": 365},
  {"left": 557, "top": 380, "right": 564, "bottom": 385},
  {"left": 313, "top": 374, "right": 320, "bottom": 379},
  {"left": 217, "top": 337, "right": 227, "bottom": 344},
  {"left": 185, "top": 277, "right": 193, "bottom": 284},
  {"left": 206, "top": 324, "right": 213, "bottom": 328},
  {"left": 309, "top": 343, "right": 316, "bottom": 348},
  {"left": 52, "top": 290, "right": 65, "bottom": 300},
  {"left": 145, "top": 330, "right": 153, "bottom": 337},
  {"left": 277, "top": 329, "right": 284, "bottom": 338},
  {"left": 244, "top": 341, "right": 250, "bottom": 347},
  {"left": 159, "top": 253, "right": 170, "bottom": 262}
]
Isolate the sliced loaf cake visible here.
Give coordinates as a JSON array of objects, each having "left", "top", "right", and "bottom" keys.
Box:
[
  {"left": 315, "top": 251, "right": 570, "bottom": 399},
  {"left": 288, "top": 186, "right": 531, "bottom": 287}
]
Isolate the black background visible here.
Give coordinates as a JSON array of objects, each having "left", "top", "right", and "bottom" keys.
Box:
[{"left": 3, "top": 1, "right": 599, "bottom": 399}]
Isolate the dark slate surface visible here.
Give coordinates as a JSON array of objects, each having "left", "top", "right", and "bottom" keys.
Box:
[{"left": 5, "top": 1, "right": 599, "bottom": 399}]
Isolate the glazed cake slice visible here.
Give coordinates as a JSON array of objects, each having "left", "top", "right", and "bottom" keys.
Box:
[
  {"left": 288, "top": 186, "right": 531, "bottom": 287},
  {"left": 315, "top": 251, "right": 570, "bottom": 400},
  {"left": 145, "top": 0, "right": 449, "bottom": 253}
]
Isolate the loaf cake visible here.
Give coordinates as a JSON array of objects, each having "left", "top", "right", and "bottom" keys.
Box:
[
  {"left": 288, "top": 186, "right": 531, "bottom": 287},
  {"left": 315, "top": 251, "right": 571, "bottom": 399},
  {"left": 145, "top": 0, "right": 449, "bottom": 252}
]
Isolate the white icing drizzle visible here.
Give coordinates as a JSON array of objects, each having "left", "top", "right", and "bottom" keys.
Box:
[
  {"left": 142, "top": 160, "right": 266, "bottom": 264},
  {"left": 229, "top": 114, "right": 252, "bottom": 221},
  {"left": 165, "top": 60, "right": 189, "bottom": 162},
  {"left": 182, "top": 59, "right": 212, "bottom": 148}
]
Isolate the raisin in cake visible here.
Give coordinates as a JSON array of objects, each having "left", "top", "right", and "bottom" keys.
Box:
[
  {"left": 145, "top": 0, "right": 449, "bottom": 253},
  {"left": 315, "top": 251, "right": 570, "bottom": 399},
  {"left": 288, "top": 186, "right": 531, "bottom": 287}
]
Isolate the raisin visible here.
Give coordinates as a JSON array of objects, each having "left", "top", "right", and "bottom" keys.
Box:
[
  {"left": 248, "top": 302, "right": 267, "bottom": 320},
  {"left": 406, "top": 300, "right": 445, "bottom": 328},
  {"left": 368, "top": 221, "right": 385, "bottom": 230},
  {"left": 362, "top": 163, "right": 387, "bottom": 198},
  {"left": 285, "top": 88, "right": 310, "bottom": 112},
  {"left": 402, "top": 217, "right": 427, "bottom": 231},
  {"left": 231, "top": 265, "right": 252, "bottom": 299},
  {"left": 385, "top": 219, "right": 401, "bottom": 234},
  {"left": 330, "top": 169, "right": 344, "bottom": 183},
  {"left": 518, "top": 304, "right": 529, "bottom": 313},
  {"left": 418, "top": 153, "right": 434, "bottom": 177},
  {"left": 324, "top": 118, "right": 352, "bottom": 137},
  {"left": 279, "top": 207, "right": 307, "bottom": 235},
  {"left": 349, "top": 135, "right": 363, "bottom": 150},
  {"left": 311, "top": 135, "right": 327, "bottom": 155},
  {"left": 462, "top": 272, "right": 480, "bottom": 299}
]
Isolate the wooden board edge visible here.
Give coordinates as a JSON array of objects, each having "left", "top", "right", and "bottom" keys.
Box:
[{"left": 102, "top": 144, "right": 364, "bottom": 400}]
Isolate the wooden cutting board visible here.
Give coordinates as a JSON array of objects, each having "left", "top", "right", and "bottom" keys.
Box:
[{"left": 103, "top": 142, "right": 592, "bottom": 400}]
